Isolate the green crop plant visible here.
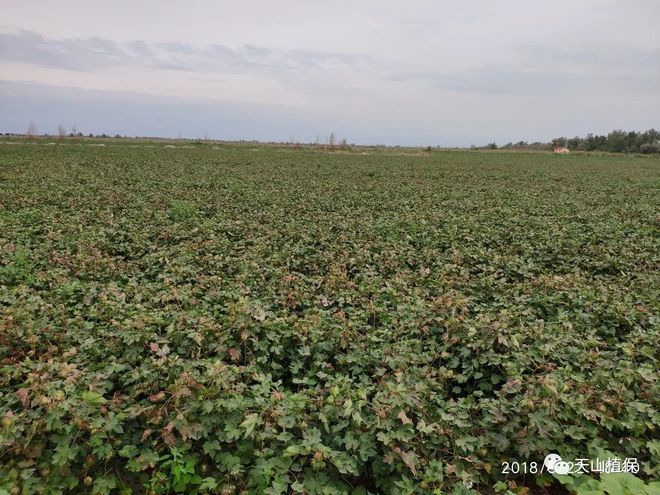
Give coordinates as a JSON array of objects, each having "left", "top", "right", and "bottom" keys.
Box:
[{"left": 0, "top": 141, "right": 658, "bottom": 493}]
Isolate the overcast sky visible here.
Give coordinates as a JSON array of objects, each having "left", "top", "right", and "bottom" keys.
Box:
[{"left": 1, "top": 0, "right": 659, "bottom": 145}]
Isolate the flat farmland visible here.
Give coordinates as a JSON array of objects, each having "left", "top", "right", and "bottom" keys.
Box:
[{"left": 1, "top": 142, "right": 658, "bottom": 494}]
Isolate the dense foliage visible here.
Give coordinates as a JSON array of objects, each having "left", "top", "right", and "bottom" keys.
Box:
[
  {"left": 550, "top": 129, "right": 660, "bottom": 154},
  {"left": 1, "top": 143, "right": 658, "bottom": 494},
  {"left": 492, "top": 129, "right": 660, "bottom": 154}
]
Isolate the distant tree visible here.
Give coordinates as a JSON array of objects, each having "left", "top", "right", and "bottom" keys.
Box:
[
  {"left": 551, "top": 137, "right": 567, "bottom": 149},
  {"left": 606, "top": 130, "right": 627, "bottom": 153},
  {"left": 542, "top": 129, "right": 659, "bottom": 154},
  {"left": 329, "top": 132, "right": 336, "bottom": 147},
  {"left": 593, "top": 134, "right": 607, "bottom": 150},
  {"left": 57, "top": 125, "right": 67, "bottom": 139},
  {"left": 486, "top": 142, "right": 497, "bottom": 150},
  {"left": 566, "top": 136, "right": 581, "bottom": 150},
  {"left": 27, "top": 121, "right": 38, "bottom": 140},
  {"left": 582, "top": 133, "right": 595, "bottom": 151}
]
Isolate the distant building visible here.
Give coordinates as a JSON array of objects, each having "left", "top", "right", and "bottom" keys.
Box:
[{"left": 554, "top": 147, "right": 570, "bottom": 153}]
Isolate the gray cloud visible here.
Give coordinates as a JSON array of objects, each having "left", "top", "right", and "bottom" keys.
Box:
[
  {"left": 0, "top": 29, "right": 379, "bottom": 76},
  {"left": 0, "top": 30, "right": 125, "bottom": 70},
  {"left": 2, "top": 28, "right": 657, "bottom": 97}
]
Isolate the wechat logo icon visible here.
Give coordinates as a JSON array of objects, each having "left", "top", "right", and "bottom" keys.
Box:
[{"left": 544, "top": 453, "right": 570, "bottom": 475}]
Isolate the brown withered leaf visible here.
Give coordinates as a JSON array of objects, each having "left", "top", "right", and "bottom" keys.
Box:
[
  {"left": 398, "top": 410, "right": 413, "bottom": 425},
  {"left": 229, "top": 348, "right": 241, "bottom": 361},
  {"left": 162, "top": 422, "right": 176, "bottom": 446},
  {"left": 179, "top": 423, "right": 203, "bottom": 441},
  {"left": 148, "top": 391, "right": 166, "bottom": 403},
  {"left": 271, "top": 390, "right": 284, "bottom": 401},
  {"left": 399, "top": 449, "right": 419, "bottom": 476},
  {"left": 17, "top": 388, "right": 30, "bottom": 409},
  {"left": 141, "top": 429, "right": 153, "bottom": 442},
  {"left": 180, "top": 373, "right": 201, "bottom": 389},
  {"left": 173, "top": 387, "right": 192, "bottom": 400}
]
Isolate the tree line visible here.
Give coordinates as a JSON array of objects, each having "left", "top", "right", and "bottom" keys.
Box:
[
  {"left": 482, "top": 129, "right": 660, "bottom": 154},
  {"left": 551, "top": 129, "right": 660, "bottom": 153}
]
